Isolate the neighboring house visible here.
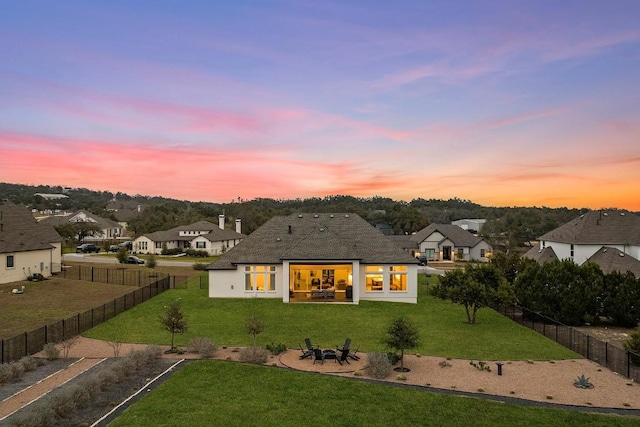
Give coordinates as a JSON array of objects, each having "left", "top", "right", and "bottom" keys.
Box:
[
  {"left": 206, "top": 213, "right": 420, "bottom": 304},
  {"left": 106, "top": 199, "right": 148, "bottom": 231},
  {"left": 39, "top": 210, "right": 123, "bottom": 241},
  {"left": 133, "top": 215, "right": 244, "bottom": 255},
  {"left": 0, "top": 204, "right": 63, "bottom": 284},
  {"left": 451, "top": 218, "right": 486, "bottom": 234},
  {"left": 410, "top": 224, "right": 492, "bottom": 262},
  {"left": 525, "top": 210, "right": 640, "bottom": 276}
]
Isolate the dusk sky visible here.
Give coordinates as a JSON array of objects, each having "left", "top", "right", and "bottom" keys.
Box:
[{"left": 1, "top": 1, "right": 639, "bottom": 210}]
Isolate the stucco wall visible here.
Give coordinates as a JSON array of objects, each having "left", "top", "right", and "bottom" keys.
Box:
[{"left": 1, "top": 249, "right": 56, "bottom": 284}]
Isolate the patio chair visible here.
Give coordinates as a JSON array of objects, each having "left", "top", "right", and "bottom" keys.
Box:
[
  {"left": 337, "top": 338, "right": 360, "bottom": 361},
  {"left": 336, "top": 348, "right": 351, "bottom": 365},
  {"left": 304, "top": 338, "right": 314, "bottom": 352},
  {"left": 299, "top": 343, "right": 314, "bottom": 360},
  {"left": 313, "top": 347, "right": 325, "bottom": 365}
]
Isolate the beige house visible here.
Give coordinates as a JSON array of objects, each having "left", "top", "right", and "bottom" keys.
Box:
[
  {"left": 133, "top": 216, "right": 244, "bottom": 255},
  {"left": 410, "top": 224, "right": 492, "bottom": 262},
  {"left": 39, "top": 210, "right": 122, "bottom": 241},
  {"left": 206, "top": 213, "right": 420, "bottom": 304},
  {"left": 0, "top": 204, "right": 63, "bottom": 284}
]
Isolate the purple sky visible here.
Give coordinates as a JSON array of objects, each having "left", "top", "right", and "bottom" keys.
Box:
[{"left": 1, "top": 1, "right": 639, "bottom": 209}]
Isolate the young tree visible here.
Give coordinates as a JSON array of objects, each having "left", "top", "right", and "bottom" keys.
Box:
[
  {"left": 431, "top": 263, "right": 515, "bottom": 324},
  {"left": 116, "top": 247, "right": 128, "bottom": 264},
  {"left": 245, "top": 313, "right": 264, "bottom": 346},
  {"left": 383, "top": 317, "right": 419, "bottom": 372},
  {"left": 160, "top": 299, "right": 188, "bottom": 351},
  {"left": 146, "top": 254, "right": 158, "bottom": 270}
]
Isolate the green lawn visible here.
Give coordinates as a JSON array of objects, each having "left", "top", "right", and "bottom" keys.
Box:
[
  {"left": 110, "top": 361, "right": 637, "bottom": 427},
  {"left": 84, "top": 275, "right": 576, "bottom": 360}
]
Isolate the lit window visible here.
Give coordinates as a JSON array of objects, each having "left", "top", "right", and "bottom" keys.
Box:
[
  {"left": 366, "top": 266, "right": 383, "bottom": 292},
  {"left": 245, "top": 266, "right": 276, "bottom": 292},
  {"left": 390, "top": 266, "right": 407, "bottom": 291},
  {"left": 6, "top": 255, "right": 14, "bottom": 269}
]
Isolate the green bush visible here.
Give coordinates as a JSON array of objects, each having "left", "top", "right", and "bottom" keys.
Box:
[
  {"left": 266, "top": 343, "right": 287, "bottom": 355},
  {"left": 193, "top": 262, "right": 207, "bottom": 271},
  {"left": 366, "top": 352, "right": 392, "bottom": 379},
  {"left": 240, "top": 346, "right": 268, "bottom": 364},
  {"left": 624, "top": 329, "right": 640, "bottom": 364},
  {"left": 19, "top": 355, "right": 39, "bottom": 372},
  {"left": 161, "top": 248, "right": 183, "bottom": 256},
  {"left": 185, "top": 249, "right": 209, "bottom": 257}
]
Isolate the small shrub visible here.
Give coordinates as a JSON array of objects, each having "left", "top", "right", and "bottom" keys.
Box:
[
  {"left": 189, "top": 337, "right": 218, "bottom": 358},
  {"left": 574, "top": 374, "right": 594, "bottom": 389},
  {"left": 469, "top": 360, "right": 491, "bottom": 372},
  {"left": 49, "top": 389, "right": 77, "bottom": 418},
  {"left": 43, "top": 343, "right": 60, "bottom": 360},
  {"left": 265, "top": 343, "right": 287, "bottom": 355},
  {"left": 477, "top": 388, "right": 485, "bottom": 392},
  {"left": 19, "top": 355, "right": 39, "bottom": 372},
  {"left": 353, "top": 370, "right": 364, "bottom": 377},
  {"left": 9, "top": 362, "right": 25, "bottom": 380},
  {"left": 366, "top": 352, "right": 392, "bottom": 379},
  {"left": 0, "top": 363, "right": 13, "bottom": 383},
  {"left": 240, "top": 346, "right": 269, "bottom": 364},
  {"left": 386, "top": 352, "right": 401, "bottom": 365},
  {"left": 396, "top": 374, "right": 407, "bottom": 381},
  {"left": 546, "top": 395, "right": 554, "bottom": 400},
  {"left": 439, "top": 360, "right": 452, "bottom": 368},
  {"left": 193, "top": 262, "right": 207, "bottom": 271},
  {"left": 161, "top": 248, "right": 184, "bottom": 256}
]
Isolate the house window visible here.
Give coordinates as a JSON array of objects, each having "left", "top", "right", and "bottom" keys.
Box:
[
  {"left": 196, "top": 241, "right": 206, "bottom": 249},
  {"left": 6, "top": 255, "right": 14, "bottom": 269},
  {"left": 155, "top": 242, "right": 162, "bottom": 249},
  {"left": 366, "top": 266, "right": 383, "bottom": 292},
  {"left": 389, "top": 266, "right": 407, "bottom": 291},
  {"left": 245, "top": 266, "right": 276, "bottom": 292},
  {"left": 457, "top": 248, "right": 464, "bottom": 259},
  {"left": 139, "top": 241, "right": 148, "bottom": 251},
  {"left": 183, "top": 241, "right": 190, "bottom": 248},
  {"left": 570, "top": 244, "right": 574, "bottom": 258},
  {"left": 480, "top": 249, "right": 486, "bottom": 258},
  {"left": 424, "top": 249, "right": 435, "bottom": 260}
]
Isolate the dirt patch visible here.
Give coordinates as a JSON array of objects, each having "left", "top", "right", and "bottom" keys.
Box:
[{"left": 575, "top": 325, "right": 634, "bottom": 349}]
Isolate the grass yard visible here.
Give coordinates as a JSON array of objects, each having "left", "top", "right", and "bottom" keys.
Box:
[
  {"left": 85, "top": 275, "right": 577, "bottom": 361},
  {"left": 110, "top": 361, "right": 638, "bottom": 427},
  {"left": 0, "top": 278, "right": 137, "bottom": 338}
]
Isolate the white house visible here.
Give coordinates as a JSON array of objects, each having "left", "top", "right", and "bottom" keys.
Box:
[
  {"left": 39, "top": 210, "right": 122, "bottom": 241},
  {"left": 134, "top": 216, "right": 244, "bottom": 255},
  {"left": 410, "top": 224, "right": 492, "bottom": 262},
  {"left": 525, "top": 210, "right": 640, "bottom": 276},
  {"left": 451, "top": 218, "right": 487, "bottom": 234},
  {"left": 0, "top": 204, "right": 63, "bottom": 284},
  {"left": 206, "top": 213, "right": 420, "bottom": 304}
]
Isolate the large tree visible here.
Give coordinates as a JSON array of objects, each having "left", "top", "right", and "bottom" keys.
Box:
[{"left": 431, "top": 264, "right": 515, "bottom": 324}]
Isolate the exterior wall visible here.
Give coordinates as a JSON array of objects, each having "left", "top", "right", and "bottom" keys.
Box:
[
  {"left": 1, "top": 249, "right": 56, "bottom": 284},
  {"left": 208, "top": 266, "right": 283, "bottom": 299},
  {"left": 357, "top": 264, "right": 417, "bottom": 304},
  {"left": 469, "top": 241, "right": 492, "bottom": 262},
  {"left": 546, "top": 242, "right": 603, "bottom": 265},
  {"left": 192, "top": 237, "right": 243, "bottom": 255},
  {"left": 209, "top": 262, "right": 417, "bottom": 303},
  {"left": 419, "top": 231, "right": 444, "bottom": 261}
]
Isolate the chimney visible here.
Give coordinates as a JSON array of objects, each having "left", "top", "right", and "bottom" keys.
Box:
[
  {"left": 235, "top": 219, "right": 242, "bottom": 234},
  {"left": 218, "top": 214, "right": 225, "bottom": 230}
]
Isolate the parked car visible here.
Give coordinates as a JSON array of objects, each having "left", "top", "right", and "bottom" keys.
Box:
[
  {"left": 416, "top": 255, "right": 428, "bottom": 266},
  {"left": 119, "top": 241, "right": 133, "bottom": 251},
  {"left": 124, "top": 255, "right": 145, "bottom": 265},
  {"left": 76, "top": 243, "right": 100, "bottom": 253},
  {"left": 108, "top": 245, "right": 120, "bottom": 253}
]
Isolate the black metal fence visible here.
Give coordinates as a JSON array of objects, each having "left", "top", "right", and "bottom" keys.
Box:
[
  {"left": 497, "top": 304, "right": 640, "bottom": 383},
  {"left": 1, "top": 267, "right": 189, "bottom": 363}
]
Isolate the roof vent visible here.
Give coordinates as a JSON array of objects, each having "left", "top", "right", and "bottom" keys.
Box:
[
  {"left": 276, "top": 237, "right": 281, "bottom": 242},
  {"left": 314, "top": 214, "right": 319, "bottom": 218},
  {"left": 603, "top": 212, "right": 608, "bottom": 216},
  {"left": 319, "top": 227, "right": 325, "bottom": 232},
  {"left": 603, "top": 248, "right": 607, "bottom": 252},
  {"left": 619, "top": 253, "right": 625, "bottom": 257},
  {"left": 330, "top": 214, "right": 334, "bottom": 218},
  {"left": 621, "top": 212, "right": 626, "bottom": 216},
  {"left": 345, "top": 214, "right": 350, "bottom": 218},
  {"left": 298, "top": 214, "right": 303, "bottom": 218}
]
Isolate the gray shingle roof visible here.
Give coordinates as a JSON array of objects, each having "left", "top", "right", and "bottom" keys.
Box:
[
  {"left": 207, "top": 213, "right": 420, "bottom": 270},
  {"left": 410, "top": 223, "right": 485, "bottom": 248},
  {"left": 587, "top": 246, "right": 640, "bottom": 277},
  {"left": 39, "top": 210, "right": 120, "bottom": 229},
  {"left": 523, "top": 245, "right": 559, "bottom": 263},
  {"left": 538, "top": 210, "right": 640, "bottom": 245},
  {"left": 142, "top": 221, "right": 244, "bottom": 243},
  {"left": 0, "top": 204, "right": 62, "bottom": 253}
]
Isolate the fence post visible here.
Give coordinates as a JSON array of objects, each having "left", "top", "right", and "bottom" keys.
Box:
[
  {"left": 62, "top": 319, "right": 66, "bottom": 341},
  {"left": 1, "top": 339, "right": 4, "bottom": 364},
  {"left": 587, "top": 335, "right": 590, "bottom": 360},
  {"left": 91, "top": 266, "right": 94, "bottom": 282},
  {"left": 605, "top": 342, "right": 608, "bottom": 365},
  {"left": 24, "top": 332, "right": 28, "bottom": 359},
  {"left": 628, "top": 352, "right": 631, "bottom": 378}
]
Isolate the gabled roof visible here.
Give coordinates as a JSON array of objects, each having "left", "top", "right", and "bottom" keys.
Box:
[
  {"left": 141, "top": 221, "right": 244, "bottom": 243},
  {"left": 207, "top": 213, "right": 419, "bottom": 270},
  {"left": 410, "top": 223, "right": 485, "bottom": 248},
  {"left": 524, "top": 245, "right": 559, "bottom": 263},
  {"left": 40, "top": 210, "right": 120, "bottom": 229},
  {"left": 538, "top": 210, "right": 640, "bottom": 245},
  {"left": 0, "top": 203, "right": 62, "bottom": 254},
  {"left": 177, "top": 221, "right": 218, "bottom": 232},
  {"left": 587, "top": 247, "right": 640, "bottom": 277}
]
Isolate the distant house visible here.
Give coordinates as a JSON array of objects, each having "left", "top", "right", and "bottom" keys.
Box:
[
  {"left": 410, "top": 224, "right": 492, "bottom": 262},
  {"left": 133, "top": 215, "right": 244, "bottom": 255},
  {"left": 206, "top": 213, "right": 420, "bottom": 304},
  {"left": 39, "top": 210, "right": 123, "bottom": 241},
  {"left": 0, "top": 204, "right": 63, "bottom": 284},
  {"left": 451, "top": 218, "right": 486, "bottom": 234},
  {"left": 105, "top": 199, "right": 148, "bottom": 231},
  {"left": 525, "top": 210, "right": 640, "bottom": 276}
]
